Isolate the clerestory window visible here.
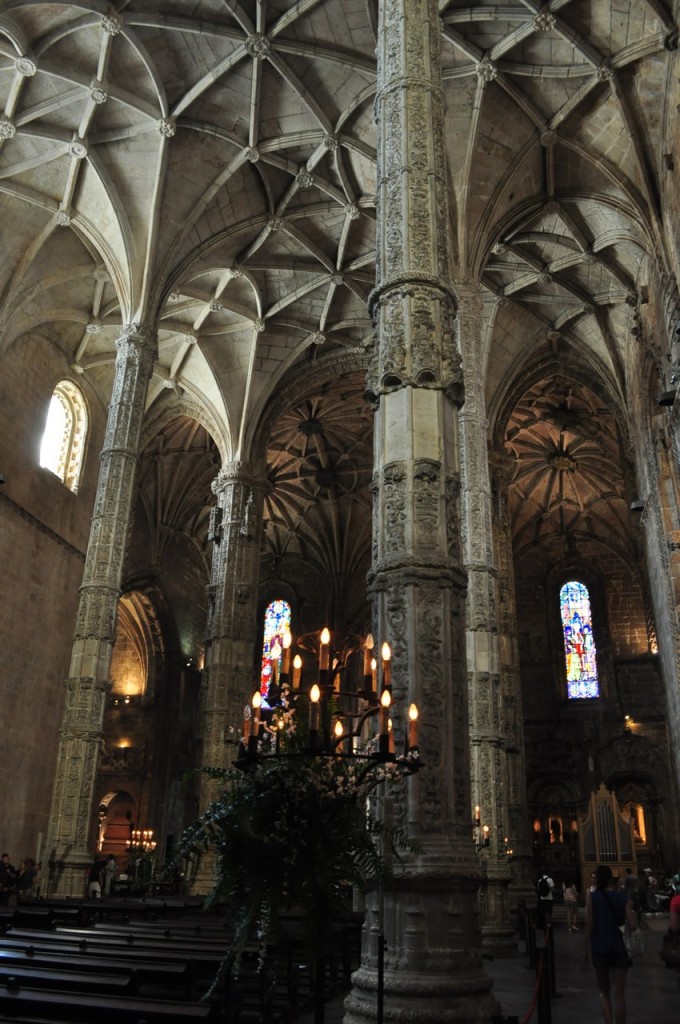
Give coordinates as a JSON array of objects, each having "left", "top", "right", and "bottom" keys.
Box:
[
  {"left": 260, "top": 599, "right": 292, "bottom": 697},
  {"left": 39, "top": 380, "right": 88, "bottom": 493},
  {"left": 559, "top": 579, "right": 599, "bottom": 699}
]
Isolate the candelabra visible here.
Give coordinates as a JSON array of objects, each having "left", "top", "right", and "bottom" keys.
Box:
[
  {"left": 127, "top": 828, "right": 157, "bottom": 853},
  {"left": 236, "top": 628, "right": 422, "bottom": 781}
]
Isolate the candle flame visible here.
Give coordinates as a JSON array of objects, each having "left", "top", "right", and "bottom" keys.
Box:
[
  {"left": 381, "top": 642, "right": 391, "bottom": 661},
  {"left": 380, "top": 689, "right": 391, "bottom": 709},
  {"left": 408, "top": 703, "right": 418, "bottom": 722},
  {"left": 283, "top": 630, "right": 292, "bottom": 649},
  {"left": 365, "top": 633, "right": 374, "bottom": 650},
  {"left": 320, "top": 627, "right": 331, "bottom": 645},
  {"left": 270, "top": 641, "right": 282, "bottom": 659},
  {"left": 334, "top": 719, "right": 344, "bottom": 738},
  {"left": 371, "top": 657, "right": 377, "bottom": 671},
  {"left": 310, "top": 683, "right": 321, "bottom": 703},
  {"left": 252, "top": 691, "right": 262, "bottom": 709}
]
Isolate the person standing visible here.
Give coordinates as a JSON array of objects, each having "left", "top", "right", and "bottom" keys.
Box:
[
  {"left": 563, "top": 879, "right": 579, "bottom": 931},
  {"left": 0, "top": 853, "right": 16, "bottom": 907},
  {"left": 103, "top": 854, "right": 117, "bottom": 896},
  {"left": 583, "top": 864, "right": 636, "bottom": 1024},
  {"left": 537, "top": 870, "right": 555, "bottom": 928}
]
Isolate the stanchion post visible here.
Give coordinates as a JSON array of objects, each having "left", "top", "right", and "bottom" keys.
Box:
[{"left": 536, "top": 932, "right": 552, "bottom": 1024}]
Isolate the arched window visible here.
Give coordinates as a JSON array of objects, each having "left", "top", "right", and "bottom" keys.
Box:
[
  {"left": 560, "top": 580, "right": 599, "bottom": 699},
  {"left": 260, "top": 599, "right": 292, "bottom": 697},
  {"left": 39, "top": 380, "right": 88, "bottom": 492}
]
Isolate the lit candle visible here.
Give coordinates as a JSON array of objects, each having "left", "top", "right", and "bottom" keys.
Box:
[
  {"left": 370, "top": 657, "right": 377, "bottom": 694},
  {"left": 334, "top": 718, "right": 344, "bottom": 755},
  {"left": 388, "top": 718, "right": 394, "bottom": 755},
  {"left": 381, "top": 642, "right": 391, "bottom": 688},
  {"left": 474, "top": 805, "right": 481, "bottom": 826},
  {"left": 482, "top": 825, "right": 490, "bottom": 846},
  {"left": 408, "top": 703, "right": 419, "bottom": 748},
  {"left": 282, "top": 631, "right": 292, "bottom": 675},
  {"left": 379, "top": 688, "right": 391, "bottom": 736},
  {"left": 309, "top": 683, "right": 321, "bottom": 734},
  {"left": 251, "top": 690, "right": 262, "bottom": 731},
  {"left": 363, "top": 633, "right": 374, "bottom": 676},
  {"left": 319, "top": 627, "right": 331, "bottom": 671},
  {"left": 292, "top": 654, "right": 302, "bottom": 689}
]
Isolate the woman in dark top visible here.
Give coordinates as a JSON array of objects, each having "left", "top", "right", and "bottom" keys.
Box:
[{"left": 583, "top": 864, "right": 637, "bottom": 1024}]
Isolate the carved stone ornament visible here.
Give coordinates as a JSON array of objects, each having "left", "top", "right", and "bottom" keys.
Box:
[
  {"left": 476, "top": 57, "right": 498, "bottom": 83},
  {"left": 14, "top": 57, "right": 37, "bottom": 76},
  {"left": 209, "top": 299, "right": 222, "bottom": 312},
  {"left": 122, "top": 321, "right": 153, "bottom": 344},
  {"left": 158, "top": 118, "right": 176, "bottom": 138},
  {"left": 534, "top": 8, "right": 556, "bottom": 31},
  {"left": 101, "top": 14, "right": 123, "bottom": 35},
  {"left": 596, "top": 61, "right": 614, "bottom": 81},
  {"left": 0, "top": 118, "right": 16, "bottom": 139},
  {"left": 581, "top": 249, "right": 597, "bottom": 264},
  {"left": 311, "top": 331, "right": 326, "bottom": 346},
  {"left": 69, "top": 139, "right": 88, "bottom": 159},
  {"left": 345, "top": 203, "right": 360, "bottom": 221},
  {"left": 492, "top": 242, "right": 507, "bottom": 256},
  {"left": 330, "top": 273, "right": 344, "bottom": 286},
  {"left": 86, "top": 320, "right": 102, "bottom": 334},
  {"left": 245, "top": 147, "right": 260, "bottom": 163},
  {"left": 226, "top": 266, "right": 243, "bottom": 279},
  {"left": 90, "top": 81, "right": 108, "bottom": 104},
  {"left": 245, "top": 33, "right": 271, "bottom": 59},
  {"left": 268, "top": 217, "right": 283, "bottom": 231},
  {"left": 296, "top": 169, "right": 314, "bottom": 188},
  {"left": 540, "top": 129, "right": 557, "bottom": 147},
  {"left": 252, "top": 318, "right": 266, "bottom": 333},
  {"left": 55, "top": 210, "right": 71, "bottom": 226},
  {"left": 184, "top": 332, "right": 197, "bottom": 345},
  {"left": 323, "top": 133, "right": 338, "bottom": 151}
]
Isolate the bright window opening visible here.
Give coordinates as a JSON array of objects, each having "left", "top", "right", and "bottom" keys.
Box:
[
  {"left": 260, "top": 599, "right": 292, "bottom": 699},
  {"left": 39, "top": 380, "right": 88, "bottom": 492},
  {"left": 560, "top": 580, "right": 599, "bottom": 699}
]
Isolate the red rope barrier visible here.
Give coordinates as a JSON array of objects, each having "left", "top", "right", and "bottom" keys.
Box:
[{"left": 518, "top": 927, "right": 551, "bottom": 1024}]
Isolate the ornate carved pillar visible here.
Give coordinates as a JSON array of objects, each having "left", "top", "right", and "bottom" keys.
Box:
[
  {"left": 191, "top": 460, "right": 267, "bottom": 894},
  {"left": 45, "top": 324, "right": 156, "bottom": 897},
  {"left": 455, "top": 283, "right": 513, "bottom": 948},
  {"left": 346, "top": 3, "right": 497, "bottom": 1020},
  {"left": 489, "top": 453, "right": 534, "bottom": 899}
]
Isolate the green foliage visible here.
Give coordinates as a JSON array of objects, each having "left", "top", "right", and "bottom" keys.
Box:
[{"left": 175, "top": 752, "right": 414, "bottom": 973}]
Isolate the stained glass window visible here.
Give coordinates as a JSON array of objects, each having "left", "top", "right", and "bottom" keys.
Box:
[
  {"left": 260, "top": 599, "right": 292, "bottom": 698},
  {"left": 560, "top": 580, "right": 599, "bottom": 699}
]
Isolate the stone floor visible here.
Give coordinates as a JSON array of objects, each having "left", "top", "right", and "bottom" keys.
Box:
[{"left": 300, "top": 910, "right": 679, "bottom": 1023}]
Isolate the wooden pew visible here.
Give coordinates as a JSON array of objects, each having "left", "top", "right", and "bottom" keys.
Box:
[
  {"left": 0, "top": 986, "right": 219, "bottom": 1022},
  {"left": 0, "top": 965, "right": 135, "bottom": 995},
  {"left": 0, "top": 948, "right": 193, "bottom": 998}
]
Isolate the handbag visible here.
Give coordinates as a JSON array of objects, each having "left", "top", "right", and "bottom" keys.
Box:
[
  {"left": 660, "top": 930, "right": 680, "bottom": 968},
  {"left": 620, "top": 923, "right": 645, "bottom": 958}
]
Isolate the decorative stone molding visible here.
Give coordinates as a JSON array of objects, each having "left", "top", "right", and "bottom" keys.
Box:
[
  {"left": 330, "top": 272, "right": 344, "bottom": 286},
  {"left": 55, "top": 210, "right": 71, "bottom": 226},
  {"left": 226, "top": 266, "right": 242, "bottom": 280},
  {"left": 0, "top": 118, "right": 16, "bottom": 139},
  {"left": 158, "top": 118, "right": 176, "bottom": 138},
  {"left": 311, "top": 331, "right": 326, "bottom": 345},
  {"left": 268, "top": 217, "right": 283, "bottom": 231},
  {"left": 540, "top": 129, "right": 557, "bottom": 147},
  {"left": 94, "top": 268, "right": 110, "bottom": 283},
  {"left": 86, "top": 320, "right": 102, "bottom": 334},
  {"left": 90, "top": 80, "right": 108, "bottom": 104},
  {"left": 534, "top": 8, "right": 556, "bottom": 32},
  {"left": 323, "top": 133, "right": 338, "bottom": 151},
  {"left": 101, "top": 14, "right": 123, "bottom": 35},
  {"left": 476, "top": 56, "right": 498, "bottom": 83},
  {"left": 184, "top": 332, "right": 197, "bottom": 345},
  {"left": 596, "top": 60, "right": 614, "bottom": 81},
  {"left": 209, "top": 299, "right": 222, "bottom": 312},
  {"left": 245, "top": 33, "right": 271, "bottom": 59},
  {"left": 345, "top": 203, "right": 361, "bottom": 220},
  {"left": 245, "top": 147, "right": 259, "bottom": 162},
  {"left": 296, "top": 169, "right": 314, "bottom": 188},
  {"left": 581, "top": 249, "right": 597, "bottom": 264},
  {"left": 69, "top": 139, "right": 88, "bottom": 159},
  {"left": 492, "top": 242, "right": 507, "bottom": 256},
  {"left": 14, "top": 57, "right": 37, "bottom": 76},
  {"left": 252, "top": 318, "right": 265, "bottom": 332}
]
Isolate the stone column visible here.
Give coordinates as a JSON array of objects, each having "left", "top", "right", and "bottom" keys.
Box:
[
  {"left": 456, "top": 283, "right": 513, "bottom": 949},
  {"left": 489, "top": 455, "right": 535, "bottom": 901},
  {"left": 346, "top": 3, "right": 497, "bottom": 1020},
  {"left": 191, "top": 460, "right": 267, "bottom": 894},
  {"left": 45, "top": 324, "right": 156, "bottom": 897}
]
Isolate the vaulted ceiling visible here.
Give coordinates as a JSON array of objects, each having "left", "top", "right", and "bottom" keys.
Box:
[{"left": 1, "top": 1, "right": 677, "bottom": 567}]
